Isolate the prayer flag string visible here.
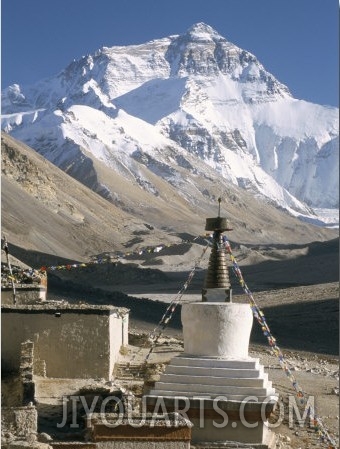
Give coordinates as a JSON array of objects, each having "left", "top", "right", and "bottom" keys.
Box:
[
  {"left": 35, "top": 236, "right": 203, "bottom": 273},
  {"left": 222, "top": 234, "right": 337, "bottom": 449},
  {"left": 127, "top": 242, "right": 210, "bottom": 373},
  {"left": 143, "top": 242, "right": 210, "bottom": 364}
]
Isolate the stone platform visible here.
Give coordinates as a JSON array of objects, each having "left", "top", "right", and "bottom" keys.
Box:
[
  {"left": 144, "top": 354, "right": 277, "bottom": 444},
  {"left": 146, "top": 355, "right": 275, "bottom": 401},
  {"left": 143, "top": 302, "right": 277, "bottom": 445}
]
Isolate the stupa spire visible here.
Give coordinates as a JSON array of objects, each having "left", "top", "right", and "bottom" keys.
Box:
[{"left": 202, "top": 198, "right": 233, "bottom": 302}]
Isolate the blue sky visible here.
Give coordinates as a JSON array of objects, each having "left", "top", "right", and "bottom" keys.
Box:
[{"left": 1, "top": 0, "right": 339, "bottom": 106}]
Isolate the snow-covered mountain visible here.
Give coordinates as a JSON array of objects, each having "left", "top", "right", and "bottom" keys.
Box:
[{"left": 2, "top": 23, "right": 338, "bottom": 226}]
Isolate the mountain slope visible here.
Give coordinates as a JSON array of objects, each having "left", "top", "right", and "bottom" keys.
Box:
[
  {"left": 1, "top": 23, "right": 338, "bottom": 224},
  {"left": 1, "top": 133, "right": 337, "bottom": 268},
  {"left": 1, "top": 133, "right": 188, "bottom": 262}
]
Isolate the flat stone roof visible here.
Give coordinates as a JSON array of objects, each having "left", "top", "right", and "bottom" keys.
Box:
[{"left": 1, "top": 302, "right": 129, "bottom": 315}]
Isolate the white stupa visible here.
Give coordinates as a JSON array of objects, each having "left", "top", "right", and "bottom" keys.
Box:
[{"left": 144, "top": 212, "right": 277, "bottom": 447}]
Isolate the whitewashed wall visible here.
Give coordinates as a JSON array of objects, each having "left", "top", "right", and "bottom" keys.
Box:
[{"left": 2, "top": 305, "right": 129, "bottom": 380}]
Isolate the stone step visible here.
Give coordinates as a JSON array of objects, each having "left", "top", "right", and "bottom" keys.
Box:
[
  {"left": 159, "top": 373, "right": 269, "bottom": 388},
  {"left": 146, "top": 391, "right": 277, "bottom": 403},
  {"left": 192, "top": 443, "right": 272, "bottom": 449},
  {"left": 153, "top": 381, "right": 273, "bottom": 397},
  {"left": 166, "top": 364, "right": 264, "bottom": 379},
  {"left": 115, "top": 363, "right": 145, "bottom": 370},
  {"left": 114, "top": 363, "right": 146, "bottom": 379},
  {"left": 171, "top": 356, "right": 260, "bottom": 369}
]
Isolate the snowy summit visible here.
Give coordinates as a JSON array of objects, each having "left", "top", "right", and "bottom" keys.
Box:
[{"left": 1, "top": 23, "right": 339, "bottom": 227}]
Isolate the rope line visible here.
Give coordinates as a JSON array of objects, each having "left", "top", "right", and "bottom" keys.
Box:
[
  {"left": 222, "top": 234, "right": 337, "bottom": 449},
  {"left": 143, "top": 242, "right": 210, "bottom": 364},
  {"left": 34, "top": 236, "right": 204, "bottom": 273},
  {"left": 126, "top": 242, "right": 209, "bottom": 378}
]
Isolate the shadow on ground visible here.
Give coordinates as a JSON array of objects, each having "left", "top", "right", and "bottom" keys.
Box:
[
  {"left": 250, "top": 298, "right": 339, "bottom": 356},
  {"left": 48, "top": 275, "right": 338, "bottom": 356}
]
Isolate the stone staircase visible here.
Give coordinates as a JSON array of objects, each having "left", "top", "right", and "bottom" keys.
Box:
[
  {"left": 114, "top": 362, "right": 147, "bottom": 381},
  {"left": 147, "top": 355, "right": 276, "bottom": 401}
]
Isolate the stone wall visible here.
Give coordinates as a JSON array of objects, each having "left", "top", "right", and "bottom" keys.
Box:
[
  {"left": 1, "top": 285, "right": 47, "bottom": 305},
  {"left": 2, "top": 304, "right": 129, "bottom": 380},
  {"left": 96, "top": 442, "right": 189, "bottom": 448},
  {"left": 51, "top": 444, "right": 95, "bottom": 449},
  {"left": 19, "top": 340, "right": 35, "bottom": 405},
  {"left": 1, "top": 406, "right": 37, "bottom": 440},
  {"left": 87, "top": 412, "right": 191, "bottom": 449}
]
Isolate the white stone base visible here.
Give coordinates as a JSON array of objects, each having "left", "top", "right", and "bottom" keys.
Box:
[
  {"left": 191, "top": 424, "right": 277, "bottom": 448},
  {"left": 144, "top": 393, "right": 277, "bottom": 446},
  {"left": 148, "top": 355, "right": 275, "bottom": 401},
  {"left": 181, "top": 302, "right": 253, "bottom": 358},
  {"left": 189, "top": 416, "right": 272, "bottom": 444},
  {"left": 143, "top": 301, "right": 277, "bottom": 447},
  {"left": 145, "top": 354, "right": 277, "bottom": 446}
]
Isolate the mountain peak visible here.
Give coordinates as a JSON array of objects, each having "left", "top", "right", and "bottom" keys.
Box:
[
  {"left": 1, "top": 24, "right": 338, "bottom": 220},
  {"left": 185, "top": 22, "right": 222, "bottom": 41}
]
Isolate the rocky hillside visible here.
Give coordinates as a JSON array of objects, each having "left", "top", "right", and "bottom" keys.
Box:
[
  {"left": 1, "top": 133, "right": 183, "bottom": 265},
  {"left": 1, "top": 133, "right": 338, "bottom": 271}
]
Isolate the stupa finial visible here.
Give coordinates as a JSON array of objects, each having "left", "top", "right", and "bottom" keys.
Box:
[{"left": 202, "top": 201, "right": 233, "bottom": 302}]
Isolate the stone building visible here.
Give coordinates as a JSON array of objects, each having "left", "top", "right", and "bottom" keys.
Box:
[{"left": 2, "top": 303, "right": 129, "bottom": 380}]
